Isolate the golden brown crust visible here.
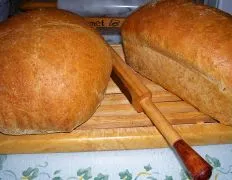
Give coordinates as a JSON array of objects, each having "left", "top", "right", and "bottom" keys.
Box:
[
  {"left": 0, "top": 9, "right": 112, "bottom": 135},
  {"left": 122, "top": 0, "right": 232, "bottom": 91},
  {"left": 122, "top": 0, "right": 232, "bottom": 125}
]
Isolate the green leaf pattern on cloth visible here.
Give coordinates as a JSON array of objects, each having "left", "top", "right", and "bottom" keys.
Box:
[
  {"left": 0, "top": 153, "right": 232, "bottom": 179},
  {"left": 180, "top": 169, "right": 191, "bottom": 180},
  {"left": 205, "top": 154, "right": 232, "bottom": 179},
  {"left": 52, "top": 177, "right": 63, "bottom": 180},
  {"left": 22, "top": 167, "right": 39, "bottom": 180},
  {"left": 206, "top": 154, "right": 221, "bottom": 168},
  {"left": 144, "top": 164, "right": 152, "bottom": 172},
  {"left": 119, "top": 169, "right": 133, "bottom": 180},
  {"left": 54, "top": 170, "right": 62, "bottom": 175},
  {"left": 77, "top": 167, "right": 92, "bottom": 180},
  {"left": 164, "top": 176, "right": 173, "bottom": 180},
  {"left": 0, "top": 155, "right": 7, "bottom": 171},
  {"left": 94, "top": 173, "right": 109, "bottom": 180}
]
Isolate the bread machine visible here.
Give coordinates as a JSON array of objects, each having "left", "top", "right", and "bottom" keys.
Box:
[
  {"left": 20, "top": 0, "right": 204, "bottom": 43},
  {"left": 20, "top": 0, "right": 150, "bottom": 43}
]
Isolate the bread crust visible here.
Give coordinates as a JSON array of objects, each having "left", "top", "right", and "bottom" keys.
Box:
[
  {"left": 122, "top": 0, "right": 232, "bottom": 125},
  {"left": 0, "top": 9, "right": 112, "bottom": 135}
]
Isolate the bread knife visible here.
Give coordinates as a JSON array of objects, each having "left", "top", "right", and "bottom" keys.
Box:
[{"left": 111, "top": 48, "right": 212, "bottom": 180}]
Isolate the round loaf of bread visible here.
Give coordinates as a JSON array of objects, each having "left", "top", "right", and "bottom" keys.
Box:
[{"left": 0, "top": 9, "right": 112, "bottom": 135}]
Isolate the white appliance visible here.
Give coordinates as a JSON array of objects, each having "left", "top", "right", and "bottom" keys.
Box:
[
  {"left": 205, "top": 0, "right": 232, "bottom": 14},
  {"left": 0, "top": 0, "right": 9, "bottom": 22}
]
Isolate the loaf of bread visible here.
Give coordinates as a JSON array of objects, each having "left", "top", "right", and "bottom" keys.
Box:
[
  {"left": 0, "top": 9, "right": 112, "bottom": 135},
  {"left": 122, "top": 0, "right": 232, "bottom": 125}
]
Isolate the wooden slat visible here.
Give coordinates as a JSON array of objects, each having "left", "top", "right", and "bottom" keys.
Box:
[
  {"left": 106, "top": 79, "right": 172, "bottom": 95},
  {"left": 95, "top": 102, "right": 198, "bottom": 117},
  {"left": 79, "top": 114, "right": 152, "bottom": 129},
  {"left": 104, "top": 90, "right": 181, "bottom": 105},
  {"left": 165, "top": 112, "right": 215, "bottom": 124},
  {"left": 1, "top": 124, "right": 232, "bottom": 154},
  {"left": 79, "top": 112, "right": 215, "bottom": 130}
]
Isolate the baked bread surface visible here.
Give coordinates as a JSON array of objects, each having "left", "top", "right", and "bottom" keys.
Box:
[
  {"left": 0, "top": 9, "right": 112, "bottom": 135},
  {"left": 122, "top": 0, "right": 232, "bottom": 125}
]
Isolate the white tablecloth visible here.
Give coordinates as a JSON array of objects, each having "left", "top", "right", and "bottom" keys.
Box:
[{"left": 1, "top": 144, "right": 232, "bottom": 180}]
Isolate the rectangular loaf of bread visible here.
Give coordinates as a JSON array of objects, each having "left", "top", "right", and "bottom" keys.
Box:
[{"left": 121, "top": 0, "right": 232, "bottom": 125}]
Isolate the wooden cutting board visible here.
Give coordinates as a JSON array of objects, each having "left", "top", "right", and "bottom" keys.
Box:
[{"left": 1, "top": 45, "right": 232, "bottom": 154}]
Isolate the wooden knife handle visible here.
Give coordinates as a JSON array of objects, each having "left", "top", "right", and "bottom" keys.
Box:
[
  {"left": 174, "top": 139, "right": 212, "bottom": 180},
  {"left": 111, "top": 48, "right": 212, "bottom": 180},
  {"left": 139, "top": 98, "right": 212, "bottom": 180},
  {"left": 111, "top": 49, "right": 152, "bottom": 112}
]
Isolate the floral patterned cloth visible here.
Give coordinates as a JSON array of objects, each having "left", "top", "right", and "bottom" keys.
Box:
[{"left": 1, "top": 144, "right": 232, "bottom": 180}]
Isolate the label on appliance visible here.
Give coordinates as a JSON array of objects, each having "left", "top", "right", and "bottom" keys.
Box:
[{"left": 85, "top": 17, "right": 125, "bottom": 28}]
